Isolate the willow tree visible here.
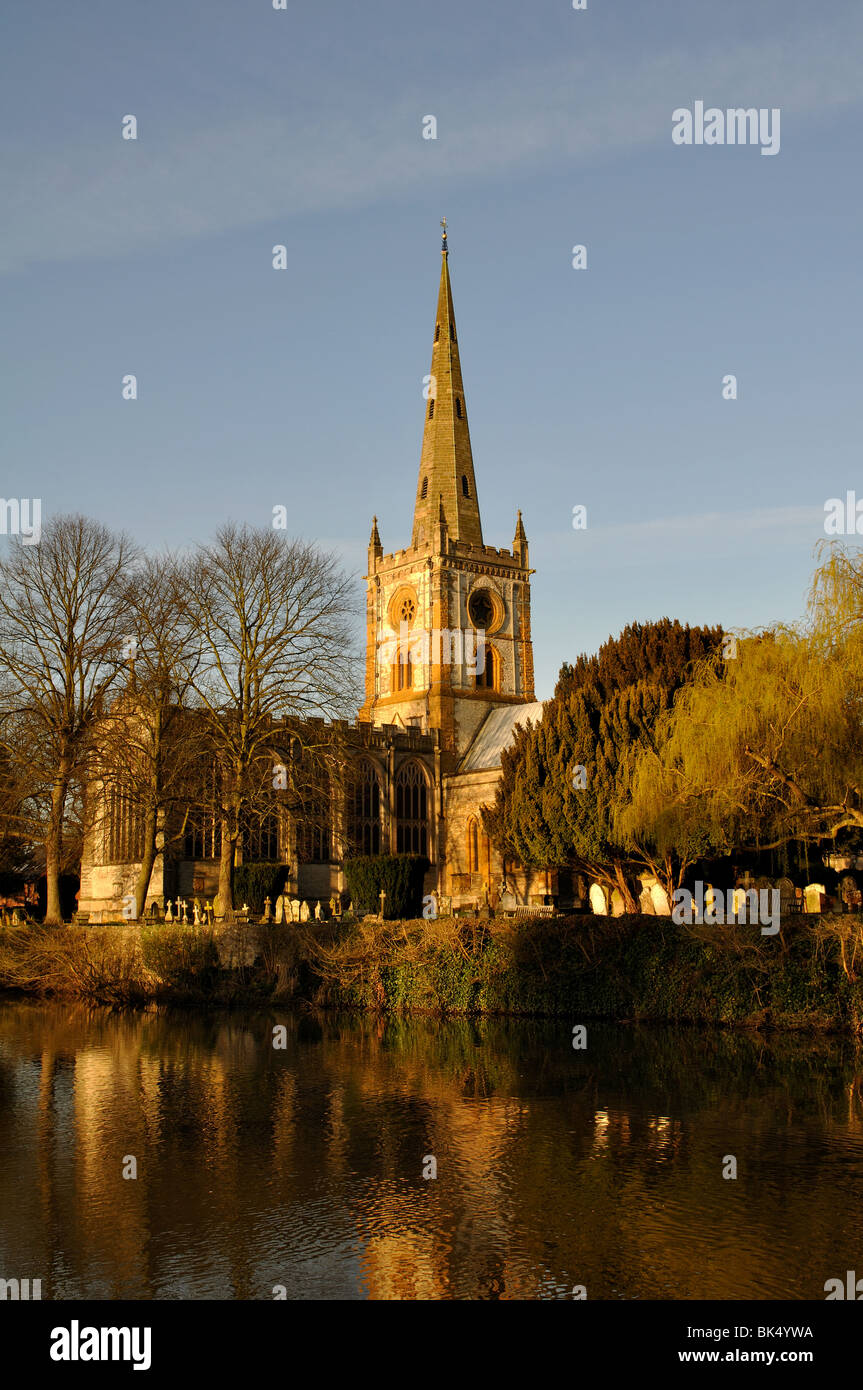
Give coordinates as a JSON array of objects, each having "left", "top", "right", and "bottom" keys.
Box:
[
  {"left": 622, "top": 544, "right": 863, "bottom": 857},
  {"left": 485, "top": 619, "right": 723, "bottom": 909},
  {"left": 176, "top": 524, "right": 358, "bottom": 917}
]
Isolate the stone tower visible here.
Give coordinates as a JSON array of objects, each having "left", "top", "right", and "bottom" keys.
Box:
[{"left": 359, "top": 223, "right": 535, "bottom": 767}]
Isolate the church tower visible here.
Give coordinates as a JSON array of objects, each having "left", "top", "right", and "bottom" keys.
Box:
[{"left": 359, "top": 223, "right": 535, "bottom": 767}]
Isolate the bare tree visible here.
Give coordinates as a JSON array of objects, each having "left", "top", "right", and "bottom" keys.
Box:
[
  {"left": 176, "top": 524, "right": 359, "bottom": 916},
  {"left": 0, "top": 516, "right": 136, "bottom": 922},
  {"left": 95, "top": 554, "right": 208, "bottom": 919}
]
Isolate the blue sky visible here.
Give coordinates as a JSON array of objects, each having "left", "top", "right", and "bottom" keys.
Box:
[{"left": 3, "top": 0, "right": 862, "bottom": 697}]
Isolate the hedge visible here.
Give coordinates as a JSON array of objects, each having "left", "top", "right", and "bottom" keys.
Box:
[{"left": 344, "top": 855, "right": 430, "bottom": 918}]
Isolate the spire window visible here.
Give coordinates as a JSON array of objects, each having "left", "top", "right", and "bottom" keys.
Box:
[
  {"left": 421, "top": 476, "right": 428, "bottom": 499},
  {"left": 462, "top": 474, "right": 470, "bottom": 498},
  {"left": 435, "top": 324, "right": 440, "bottom": 342},
  {"left": 428, "top": 400, "right": 435, "bottom": 419},
  {"left": 455, "top": 398, "right": 462, "bottom": 419}
]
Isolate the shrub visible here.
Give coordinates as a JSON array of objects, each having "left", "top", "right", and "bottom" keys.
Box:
[
  {"left": 233, "top": 862, "right": 288, "bottom": 915},
  {"left": 141, "top": 924, "right": 220, "bottom": 990},
  {"left": 344, "top": 855, "right": 430, "bottom": 919}
]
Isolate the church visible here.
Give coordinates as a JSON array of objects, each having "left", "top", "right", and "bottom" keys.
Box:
[{"left": 78, "top": 227, "right": 553, "bottom": 920}]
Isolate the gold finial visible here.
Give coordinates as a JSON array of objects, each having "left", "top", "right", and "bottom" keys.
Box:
[{"left": 440, "top": 216, "right": 447, "bottom": 251}]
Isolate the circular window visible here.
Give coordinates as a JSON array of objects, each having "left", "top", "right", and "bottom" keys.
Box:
[
  {"left": 468, "top": 587, "right": 500, "bottom": 633},
  {"left": 388, "top": 585, "right": 420, "bottom": 630}
]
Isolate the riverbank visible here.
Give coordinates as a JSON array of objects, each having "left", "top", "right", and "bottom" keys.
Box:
[{"left": 1, "top": 912, "right": 862, "bottom": 1030}]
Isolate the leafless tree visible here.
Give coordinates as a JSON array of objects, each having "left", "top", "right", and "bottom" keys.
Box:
[
  {"left": 176, "top": 524, "right": 359, "bottom": 915},
  {"left": 0, "top": 515, "right": 136, "bottom": 922},
  {"left": 94, "top": 554, "right": 209, "bottom": 919}
]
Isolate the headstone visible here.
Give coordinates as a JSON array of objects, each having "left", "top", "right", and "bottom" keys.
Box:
[
  {"left": 274, "top": 894, "right": 285, "bottom": 924},
  {"left": 500, "top": 888, "right": 517, "bottom": 912},
  {"left": 263, "top": 896, "right": 272, "bottom": 924},
  {"left": 291, "top": 899, "right": 301, "bottom": 922},
  {"left": 314, "top": 900, "right": 323, "bottom": 921},
  {"left": 589, "top": 883, "right": 608, "bottom": 916},
  {"left": 778, "top": 878, "right": 796, "bottom": 916},
  {"left": 804, "top": 883, "right": 826, "bottom": 914},
  {"left": 639, "top": 882, "right": 655, "bottom": 914},
  {"left": 193, "top": 900, "right": 201, "bottom": 925},
  {"left": 300, "top": 900, "right": 310, "bottom": 922},
  {"left": 650, "top": 883, "right": 670, "bottom": 916},
  {"left": 165, "top": 900, "right": 173, "bottom": 923}
]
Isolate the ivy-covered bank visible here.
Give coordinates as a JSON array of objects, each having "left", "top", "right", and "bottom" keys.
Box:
[{"left": 2, "top": 912, "right": 863, "bottom": 1030}]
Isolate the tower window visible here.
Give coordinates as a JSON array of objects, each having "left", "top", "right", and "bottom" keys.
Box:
[
  {"left": 455, "top": 397, "right": 462, "bottom": 419},
  {"left": 421, "top": 476, "right": 428, "bottom": 499},
  {"left": 450, "top": 322, "right": 455, "bottom": 340},
  {"left": 428, "top": 399, "right": 435, "bottom": 419},
  {"left": 476, "top": 646, "right": 499, "bottom": 691},
  {"left": 435, "top": 324, "right": 440, "bottom": 342},
  {"left": 391, "top": 650, "right": 412, "bottom": 692},
  {"left": 462, "top": 474, "right": 470, "bottom": 498}
]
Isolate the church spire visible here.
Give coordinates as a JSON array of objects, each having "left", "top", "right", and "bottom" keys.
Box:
[{"left": 411, "top": 223, "right": 483, "bottom": 549}]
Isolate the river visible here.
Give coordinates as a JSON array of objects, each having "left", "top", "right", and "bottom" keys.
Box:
[{"left": 1, "top": 999, "right": 861, "bottom": 1300}]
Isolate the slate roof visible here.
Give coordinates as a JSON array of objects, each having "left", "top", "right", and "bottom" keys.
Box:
[{"left": 458, "top": 701, "right": 544, "bottom": 773}]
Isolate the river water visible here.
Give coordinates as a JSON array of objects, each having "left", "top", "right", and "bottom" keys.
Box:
[{"left": 0, "top": 999, "right": 861, "bottom": 1300}]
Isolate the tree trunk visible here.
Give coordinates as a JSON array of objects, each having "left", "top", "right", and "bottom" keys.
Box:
[
  {"left": 217, "top": 815, "right": 234, "bottom": 918},
  {"left": 134, "top": 805, "right": 159, "bottom": 920},
  {"left": 44, "top": 761, "right": 71, "bottom": 924}
]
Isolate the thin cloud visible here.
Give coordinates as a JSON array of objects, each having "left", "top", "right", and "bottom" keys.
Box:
[{"left": 2, "top": 15, "right": 862, "bottom": 272}]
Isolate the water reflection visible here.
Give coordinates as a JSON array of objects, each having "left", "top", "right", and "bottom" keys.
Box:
[{"left": 0, "top": 1001, "right": 861, "bottom": 1300}]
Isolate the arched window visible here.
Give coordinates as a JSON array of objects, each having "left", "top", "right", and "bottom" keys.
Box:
[
  {"left": 243, "top": 811, "right": 280, "bottom": 862},
  {"left": 296, "top": 782, "right": 331, "bottom": 863},
  {"left": 396, "top": 761, "right": 429, "bottom": 857},
  {"left": 391, "top": 649, "right": 412, "bottom": 692},
  {"left": 475, "top": 646, "right": 499, "bottom": 691},
  {"left": 467, "top": 818, "right": 479, "bottom": 873},
  {"left": 349, "top": 759, "right": 382, "bottom": 856},
  {"left": 428, "top": 399, "right": 435, "bottom": 419},
  {"left": 421, "top": 475, "right": 428, "bottom": 499},
  {"left": 106, "top": 784, "right": 145, "bottom": 864},
  {"left": 455, "top": 397, "right": 462, "bottom": 419},
  {"left": 461, "top": 474, "right": 470, "bottom": 498}
]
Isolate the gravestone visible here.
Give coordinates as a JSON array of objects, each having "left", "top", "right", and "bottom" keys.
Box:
[
  {"left": 589, "top": 883, "right": 608, "bottom": 916},
  {"left": 650, "top": 883, "right": 670, "bottom": 916},
  {"left": 804, "top": 883, "right": 826, "bottom": 914}
]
